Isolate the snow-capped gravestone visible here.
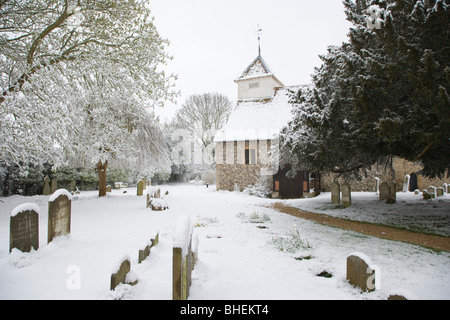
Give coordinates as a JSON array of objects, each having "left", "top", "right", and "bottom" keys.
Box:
[
  {"left": 331, "top": 181, "right": 340, "bottom": 204},
  {"left": 379, "top": 181, "right": 390, "bottom": 201},
  {"left": 48, "top": 189, "right": 72, "bottom": 244},
  {"left": 341, "top": 182, "right": 351, "bottom": 207},
  {"left": 10, "top": 204, "right": 40, "bottom": 253},
  {"left": 346, "top": 252, "right": 376, "bottom": 293}
]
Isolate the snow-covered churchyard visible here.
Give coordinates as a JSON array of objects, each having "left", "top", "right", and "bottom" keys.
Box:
[{"left": 1, "top": 183, "right": 449, "bottom": 300}]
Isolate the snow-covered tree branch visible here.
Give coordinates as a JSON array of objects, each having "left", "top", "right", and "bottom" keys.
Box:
[{"left": 1, "top": 0, "right": 177, "bottom": 195}]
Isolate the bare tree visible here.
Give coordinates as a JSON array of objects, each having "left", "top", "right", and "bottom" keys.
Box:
[{"left": 175, "top": 93, "right": 233, "bottom": 148}]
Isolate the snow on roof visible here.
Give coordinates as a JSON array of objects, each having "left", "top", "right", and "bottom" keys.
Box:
[
  {"left": 214, "top": 86, "right": 299, "bottom": 142},
  {"left": 236, "top": 55, "right": 275, "bottom": 81}
]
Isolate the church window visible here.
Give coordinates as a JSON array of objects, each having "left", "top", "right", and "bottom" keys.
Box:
[
  {"left": 245, "top": 148, "right": 256, "bottom": 165},
  {"left": 249, "top": 82, "right": 259, "bottom": 89}
]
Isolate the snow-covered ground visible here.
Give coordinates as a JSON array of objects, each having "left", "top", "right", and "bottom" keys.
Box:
[{"left": 0, "top": 183, "right": 449, "bottom": 300}]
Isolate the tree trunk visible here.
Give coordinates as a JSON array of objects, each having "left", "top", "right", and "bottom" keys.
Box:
[{"left": 96, "top": 160, "right": 108, "bottom": 197}]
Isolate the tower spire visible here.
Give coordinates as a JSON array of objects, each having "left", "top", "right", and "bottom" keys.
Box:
[{"left": 255, "top": 25, "right": 262, "bottom": 56}]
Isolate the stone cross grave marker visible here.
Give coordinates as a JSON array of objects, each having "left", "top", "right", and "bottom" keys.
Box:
[
  {"left": 48, "top": 189, "right": 72, "bottom": 244},
  {"left": 10, "top": 203, "right": 40, "bottom": 253}
]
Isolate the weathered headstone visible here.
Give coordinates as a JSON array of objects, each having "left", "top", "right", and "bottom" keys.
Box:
[
  {"left": 387, "top": 181, "right": 396, "bottom": 203},
  {"left": 427, "top": 186, "right": 436, "bottom": 198},
  {"left": 69, "top": 180, "right": 76, "bottom": 192},
  {"left": 423, "top": 190, "right": 432, "bottom": 200},
  {"left": 137, "top": 180, "right": 145, "bottom": 196},
  {"left": 48, "top": 189, "right": 72, "bottom": 244},
  {"left": 50, "top": 179, "right": 58, "bottom": 194},
  {"left": 138, "top": 232, "right": 160, "bottom": 263},
  {"left": 379, "top": 181, "right": 389, "bottom": 201},
  {"left": 389, "top": 181, "right": 397, "bottom": 199},
  {"left": 341, "top": 182, "right": 351, "bottom": 207},
  {"left": 347, "top": 252, "right": 376, "bottom": 293},
  {"left": 331, "top": 181, "right": 340, "bottom": 204},
  {"left": 106, "top": 185, "right": 112, "bottom": 193},
  {"left": 10, "top": 203, "right": 40, "bottom": 253},
  {"left": 110, "top": 256, "right": 137, "bottom": 290},
  {"left": 43, "top": 176, "right": 51, "bottom": 195},
  {"left": 436, "top": 187, "right": 444, "bottom": 197}
]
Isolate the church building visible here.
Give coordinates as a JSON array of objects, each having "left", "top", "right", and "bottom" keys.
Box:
[{"left": 214, "top": 48, "right": 320, "bottom": 199}]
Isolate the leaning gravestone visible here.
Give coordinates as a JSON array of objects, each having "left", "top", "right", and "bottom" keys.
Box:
[
  {"left": 10, "top": 203, "right": 40, "bottom": 253},
  {"left": 341, "top": 182, "right": 351, "bottom": 207},
  {"left": 331, "top": 181, "right": 340, "bottom": 204},
  {"left": 48, "top": 189, "right": 72, "bottom": 244},
  {"left": 379, "top": 181, "right": 389, "bottom": 201},
  {"left": 347, "top": 252, "right": 376, "bottom": 293},
  {"left": 110, "top": 256, "right": 138, "bottom": 290}
]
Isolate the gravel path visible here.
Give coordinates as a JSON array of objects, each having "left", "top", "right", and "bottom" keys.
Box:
[{"left": 271, "top": 202, "right": 450, "bottom": 252}]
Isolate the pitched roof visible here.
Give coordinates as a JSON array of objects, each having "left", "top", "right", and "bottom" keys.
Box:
[
  {"left": 235, "top": 55, "right": 283, "bottom": 85},
  {"left": 213, "top": 86, "right": 300, "bottom": 142}
]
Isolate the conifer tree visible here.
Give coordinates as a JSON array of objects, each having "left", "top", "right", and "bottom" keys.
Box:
[{"left": 282, "top": 0, "right": 449, "bottom": 178}]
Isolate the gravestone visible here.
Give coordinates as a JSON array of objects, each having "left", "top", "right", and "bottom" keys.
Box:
[
  {"left": 48, "top": 189, "right": 72, "bottom": 244},
  {"left": 110, "top": 257, "right": 137, "bottom": 290},
  {"left": 341, "top": 182, "right": 351, "bottom": 207},
  {"left": 50, "top": 179, "right": 58, "bottom": 194},
  {"left": 427, "top": 186, "right": 436, "bottom": 198},
  {"left": 374, "top": 177, "right": 380, "bottom": 194},
  {"left": 423, "top": 190, "right": 432, "bottom": 200},
  {"left": 436, "top": 187, "right": 444, "bottom": 197},
  {"left": 43, "top": 176, "right": 51, "bottom": 195},
  {"left": 389, "top": 181, "right": 397, "bottom": 199},
  {"left": 137, "top": 180, "right": 144, "bottom": 196},
  {"left": 331, "top": 181, "right": 340, "bottom": 204},
  {"left": 403, "top": 175, "right": 410, "bottom": 192},
  {"left": 387, "top": 181, "right": 397, "bottom": 203},
  {"left": 10, "top": 204, "right": 40, "bottom": 253},
  {"left": 347, "top": 253, "right": 376, "bottom": 293},
  {"left": 106, "top": 185, "right": 111, "bottom": 193},
  {"left": 379, "top": 182, "right": 389, "bottom": 201}
]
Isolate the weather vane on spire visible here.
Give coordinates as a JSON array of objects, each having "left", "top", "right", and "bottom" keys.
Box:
[{"left": 255, "top": 25, "right": 262, "bottom": 56}]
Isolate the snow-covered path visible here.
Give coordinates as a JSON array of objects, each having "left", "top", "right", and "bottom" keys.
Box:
[{"left": 1, "top": 183, "right": 449, "bottom": 300}]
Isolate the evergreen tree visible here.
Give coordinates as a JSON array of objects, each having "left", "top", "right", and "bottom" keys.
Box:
[{"left": 282, "top": 0, "right": 449, "bottom": 178}]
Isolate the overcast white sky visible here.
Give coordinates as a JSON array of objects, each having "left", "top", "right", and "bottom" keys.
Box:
[{"left": 149, "top": 0, "right": 353, "bottom": 122}]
